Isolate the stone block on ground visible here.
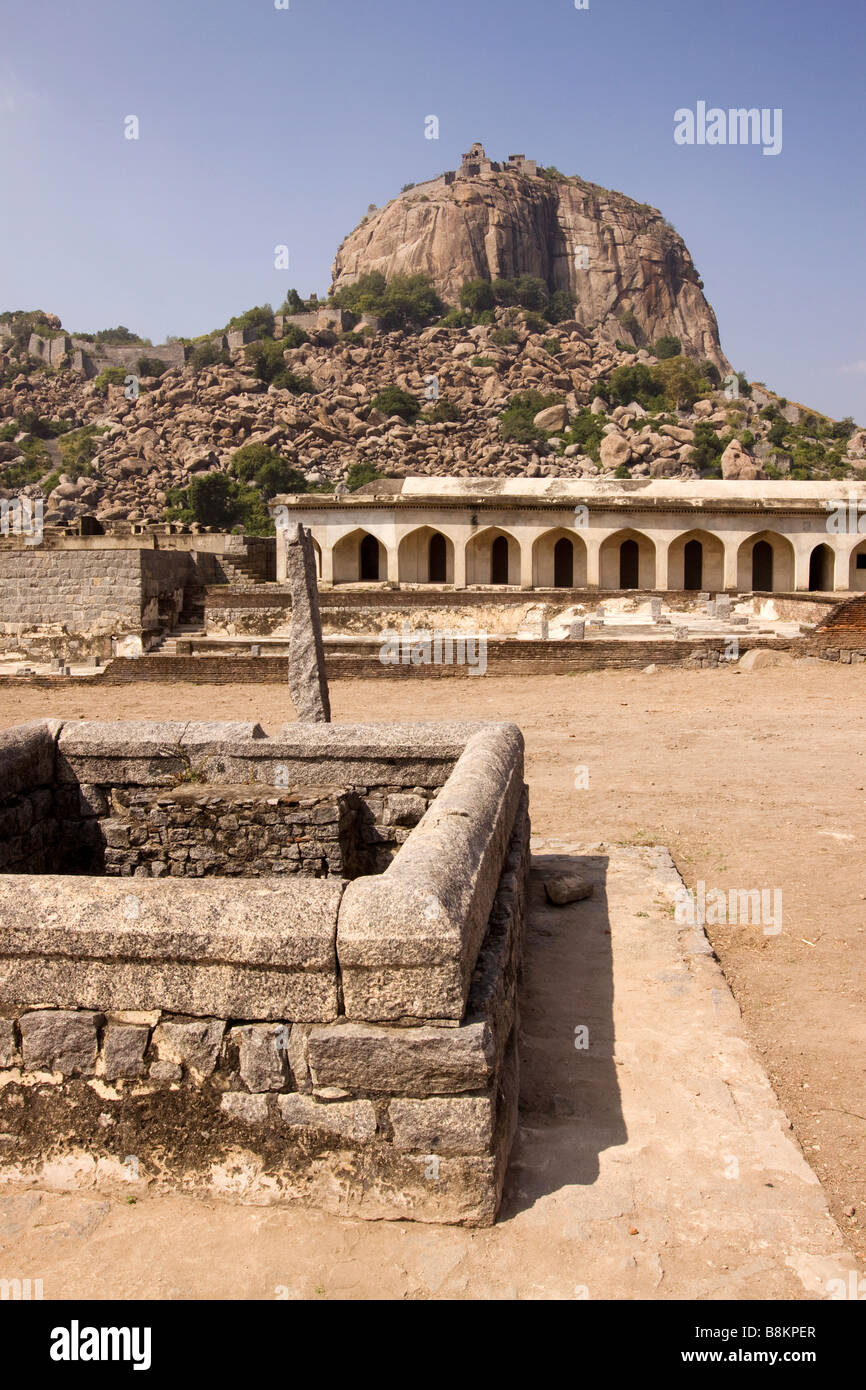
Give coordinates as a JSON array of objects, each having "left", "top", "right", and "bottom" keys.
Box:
[
  {"left": 307, "top": 1020, "right": 495, "bottom": 1096},
  {"left": 544, "top": 873, "right": 593, "bottom": 905}
]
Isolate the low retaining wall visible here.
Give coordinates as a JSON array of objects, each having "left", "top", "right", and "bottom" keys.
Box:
[
  {"left": 0, "top": 719, "right": 528, "bottom": 1225},
  {"left": 99, "top": 635, "right": 798, "bottom": 682}
]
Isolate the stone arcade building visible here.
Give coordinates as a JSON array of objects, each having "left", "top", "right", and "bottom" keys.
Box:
[{"left": 271, "top": 478, "right": 866, "bottom": 595}]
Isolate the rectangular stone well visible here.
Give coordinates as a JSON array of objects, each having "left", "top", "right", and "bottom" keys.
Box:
[{"left": 0, "top": 718, "right": 529, "bottom": 1225}]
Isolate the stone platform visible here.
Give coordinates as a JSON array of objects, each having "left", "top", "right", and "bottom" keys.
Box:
[
  {"left": 0, "top": 843, "right": 854, "bottom": 1296},
  {"left": 0, "top": 719, "right": 529, "bottom": 1226}
]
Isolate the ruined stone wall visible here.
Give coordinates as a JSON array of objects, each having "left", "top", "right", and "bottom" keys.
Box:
[
  {"left": 40, "top": 726, "right": 440, "bottom": 877},
  {"left": 100, "top": 634, "right": 797, "bottom": 684},
  {"left": 0, "top": 721, "right": 61, "bottom": 872},
  {"left": 0, "top": 549, "right": 144, "bottom": 630},
  {"left": 101, "top": 785, "right": 360, "bottom": 879},
  {"left": 0, "top": 787, "right": 59, "bottom": 873},
  {"left": 0, "top": 547, "right": 195, "bottom": 658},
  {"left": 203, "top": 586, "right": 727, "bottom": 640},
  {"left": 69, "top": 339, "right": 186, "bottom": 376},
  {"left": 26, "top": 333, "right": 185, "bottom": 375},
  {"left": 0, "top": 719, "right": 529, "bottom": 1225},
  {"left": 0, "top": 791, "right": 527, "bottom": 1224}
]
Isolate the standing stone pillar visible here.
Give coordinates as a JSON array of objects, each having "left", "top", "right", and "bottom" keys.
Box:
[{"left": 286, "top": 523, "right": 331, "bottom": 723}]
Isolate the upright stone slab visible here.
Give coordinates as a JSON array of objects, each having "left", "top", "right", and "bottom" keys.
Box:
[{"left": 286, "top": 523, "right": 331, "bottom": 723}]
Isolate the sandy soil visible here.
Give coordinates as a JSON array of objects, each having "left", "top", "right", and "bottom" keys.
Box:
[{"left": 1, "top": 662, "right": 864, "bottom": 1272}]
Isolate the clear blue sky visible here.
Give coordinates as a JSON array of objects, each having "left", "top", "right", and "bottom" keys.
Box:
[{"left": 1, "top": 0, "right": 863, "bottom": 420}]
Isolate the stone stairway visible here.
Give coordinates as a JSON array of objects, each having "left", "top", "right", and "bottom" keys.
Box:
[
  {"left": 220, "top": 556, "right": 263, "bottom": 585},
  {"left": 149, "top": 622, "right": 205, "bottom": 655}
]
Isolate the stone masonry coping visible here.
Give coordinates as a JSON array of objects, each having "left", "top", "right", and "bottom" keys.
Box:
[
  {"left": 0, "top": 875, "right": 343, "bottom": 1020},
  {"left": 0, "top": 717, "right": 525, "bottom": 1023},
  {"left": 337, "top": 723, "right": 525, "bottom": 1021},
  {"left": 51, "top": 720, "right": 487, "bottom": 789}
]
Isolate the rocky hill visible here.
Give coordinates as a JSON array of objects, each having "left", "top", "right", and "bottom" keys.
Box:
[
  {"left": 333, "top": 143, "right": 728, "bottom": 371},
  {"left": 1, "top": 310, "right": 862, "bottom": 530},
  {"left": 0, "top": 141, "right": 862, "bottom": 529}
]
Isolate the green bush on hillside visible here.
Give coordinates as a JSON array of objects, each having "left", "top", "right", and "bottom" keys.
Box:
[
  {"left": 459, "top": 280, "right": 496, "bottom": 313},
  {"left": 225, "top": 304, "right": 275, "bottom": 337},
  {"left": 437, "top": 308, "right": 474, "bottom": 330},
  {"left": 279, "top": 289, "right": 305, "bottom": 315},
  {"left": 334, "top": 272, "right": 443, "bottom": 331},
  {"left": 94, "top": 325, "right": 146, "bottom": 345},
  {"left": 617, "top": 309, "right": 641, "bottom": 342},
  {"left": 700, "top": 360, "right": 721, "bottom": 387},
  {"left": 346, "top": 463, "right": 384, "bottom": 491},
  {"left": 689, "top": 421, "right": 724, "bottom": 475},
  {"left": 15, "top": 411, "right": 70, "bottom": 439},
  {"left": 245, "top": 337, "right": 315, "bottom": 393},
  {"left": 560, "top": 408, "right": 606, "bottom": 462},
  {"left": 500, "top": 390, "right": 563, "bottom": 445},
  {"left": 229, "top": 444, "right": 310, "bottom": 500},
  {"left": 767, "top": 417, "right": 788, "bottom": 446},
  {"left": 425, "top": 398, "right": 461, "bottom": 422},
  {"left": 371, "top": 385, "right": 420, "bottom": 421},
  {"left": 136, "top": 356, "right": 168, "bottom": 378},
  {"left": 277, "top": 323, "right": 309, "bottom": 350},
  {"left": 189, "top": 341, "right": 230, "bottom": 371},
  {"left": 597, "top": 362, "right": 665, "bottom": 411},
  {"left": 545, "top": 289, "right": 576, "bottom": 324},
  {"left": 652, "top": 355, "right": 708, "bottom": 410},
  {"left": 93, "top": 366, "right": 129, "bottom": 395},
  {"left": 652, "top": 335, "right": 681, "bottom": 359},
  {"left": 59, "top": 425, "right": 107, "bottom": 473}
]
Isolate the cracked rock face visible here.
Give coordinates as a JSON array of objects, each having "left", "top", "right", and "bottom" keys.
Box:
[{"left": 332, "top": 166, "right": 728, "bottom": 371}]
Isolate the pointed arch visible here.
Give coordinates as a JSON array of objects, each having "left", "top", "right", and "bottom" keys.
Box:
[
  {"left": 737, "top": 531, "right": 795, "bottom": 592},
  {"left": 331, "top": 528, "right": 388, "bottom": 584},
  {"left": 849, "top": 540, "right": 866, "bottom": 591},
  {"left": 808, "top": 543, "right": 835, "bottom": 592},
  {"left": 465, "top": 526, "right": 521, "bottom": 586},
  {"left": 598, "top": 528, "right": 656, "bottom": 590},
  {"left": 531, "top": 528, "right": 588, "bottom": 588},
  {"left": 667, "top": 528, "right": 725, "bottom": 592},
  {"left": 397, "top": 525, "right": 455, "bottom": 584}
]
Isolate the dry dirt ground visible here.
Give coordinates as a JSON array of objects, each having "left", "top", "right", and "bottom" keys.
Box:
[{"left": 0, "top": 663, "right": 864, "bottom": 1295}]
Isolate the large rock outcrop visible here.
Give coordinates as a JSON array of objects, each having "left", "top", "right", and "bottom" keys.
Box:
[{"left": 332, "top": 144, "right": 729, "bottom": 371}]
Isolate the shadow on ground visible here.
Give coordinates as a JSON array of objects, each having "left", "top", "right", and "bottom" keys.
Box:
[{"left": 500, "top": 852, "right": 628, "bottom": 1219}]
